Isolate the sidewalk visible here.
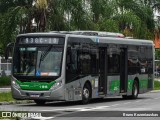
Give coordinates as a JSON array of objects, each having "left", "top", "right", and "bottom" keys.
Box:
[
  {"left": 154, "top": 78, "right": 160, "bottom": 81},
  {"left": 0, "top": 86, "right": 11, "bottom": 93}
]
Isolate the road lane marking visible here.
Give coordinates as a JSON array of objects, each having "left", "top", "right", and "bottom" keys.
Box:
[
  {"left": 40, "top": 97, "right": 158, "bottom": 112},
  {"left": 31, "top": 117, "right": 54, "bottom": 120},
  {"left": 41, "top": 106, "right": 110, "bottom": 112},
  {"left": 79, "top": 106, "right": 110, "bottom": 111},
  {"left": 153, "top": 97, "right": 160, "bottom": 100},
  {"left": 41, "top": 107, "right": 88, "bottom": 111},
  {"left": 40, "top": 100, "right": 149, "bottom": 112}
]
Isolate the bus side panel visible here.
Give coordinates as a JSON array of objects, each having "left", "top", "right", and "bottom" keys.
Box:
[
  {"left": 65, "top": 79, "right": 82, "bottom": 101},
  {"left": 127, "top": 74, "right": 151, "bottom": 95},
  {"left": 107, "top": 76, "right": 120, "bottom": 96},
  {"left": 106, "top": 74, "right": 151, "bottom": 97},
  {"left": 65, "top": 76, "right": 100, "bottom": 101},
  {"left": 127, "top": 75, "right": 136, "bottom": 95},
  {"left": 138, "top": 74, "right": 151, "bottom": 93}
]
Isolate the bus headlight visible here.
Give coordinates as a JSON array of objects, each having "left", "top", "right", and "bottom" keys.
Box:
[
  {"left": 12, "top": 81, "right": 20, "bottom": 89},
  {"left": 50, "top": 81, "right": 62, "bottom": 90}
]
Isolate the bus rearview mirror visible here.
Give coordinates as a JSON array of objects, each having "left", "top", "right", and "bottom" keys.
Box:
[{"left": 5, "top": 42, "right": 14, "bottom": 60}]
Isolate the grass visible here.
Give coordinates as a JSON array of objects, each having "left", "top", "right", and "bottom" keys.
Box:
[
  {"left": 0, "top": 92, "right": 33, "bottom": 103},
  {"left": 0, "top": 92, "right": 15, "bottom": 102},
  {"left": 0, "top": 76, "right": 11, "bottom": 87},
  {"left": 154, "top": 80, "right": 160, "bottom": 90}
]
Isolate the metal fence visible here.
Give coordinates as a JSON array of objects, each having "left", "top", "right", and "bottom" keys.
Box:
[{"left": 0, "top": 56, "right": 12, "bottom": 76}]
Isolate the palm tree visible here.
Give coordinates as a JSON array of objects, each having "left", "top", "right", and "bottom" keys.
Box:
[
  {"left": 0, "top": 0, "right": 34, "bottom": 55},
  {"left": 35, "top": 0, "right": 48, "bottom": 32},
  {"left": 0, "top": 0, "right": 159, "bottom": 56},
  {"left": 105, "top": 0, "right": 155, "bottom": 39}
]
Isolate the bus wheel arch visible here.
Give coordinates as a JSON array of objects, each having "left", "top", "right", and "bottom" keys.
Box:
[
  {"left": 82, "top": 81, "right": 92, "bottom": 104},
  {"left": 132, "top": 78, "right": 139, "bottom": 99},
  {"left": 134, "top": 77, "right": 139, "bottom": 93},
  {"left": 123, "top": 78, "right": 139, "bottom": 99}
]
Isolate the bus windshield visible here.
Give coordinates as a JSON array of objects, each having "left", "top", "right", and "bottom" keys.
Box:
[{"left": 13, "top": 46, "right": 63, "bottom": 77}]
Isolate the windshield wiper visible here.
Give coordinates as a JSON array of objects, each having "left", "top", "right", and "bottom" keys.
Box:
[{"left": 39, "top": 45, "right": 52, "bottom": 68}]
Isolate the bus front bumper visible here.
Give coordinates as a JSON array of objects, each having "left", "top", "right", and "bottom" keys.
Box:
[{"left": 11, "top": 85, "right": 65, "bottom": 101}]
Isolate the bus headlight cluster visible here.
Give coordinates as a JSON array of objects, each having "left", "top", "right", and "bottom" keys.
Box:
[
  {"left": 50, "top": 81, "right": 62, "bottom": 90},
  {"left": 12, "top": 81, "right": 20, "bottom": 89}
]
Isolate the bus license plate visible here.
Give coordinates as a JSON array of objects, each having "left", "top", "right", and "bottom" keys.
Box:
[{"left": 30, "top": 94, "right": 40, "bottom": 98}]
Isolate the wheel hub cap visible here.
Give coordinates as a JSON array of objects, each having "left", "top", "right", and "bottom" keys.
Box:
[{"left": 83, "top": 88, "right": 89, "bottom": 99}]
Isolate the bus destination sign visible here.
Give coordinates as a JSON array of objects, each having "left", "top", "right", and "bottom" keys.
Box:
[{"left": 19, "top": 37, "right": 64, "bottom": 44}]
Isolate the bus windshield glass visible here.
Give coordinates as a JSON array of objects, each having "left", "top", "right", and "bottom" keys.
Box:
[
  {"left": 13, "top": 46, "right": 63, "bottom": 77},
  {"left": 13, "top": 37, "right": 64, "bottom": 77}
]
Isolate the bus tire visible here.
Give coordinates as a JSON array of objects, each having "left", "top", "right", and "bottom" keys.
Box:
[
  {"left": 131, "top": 80, "right": 139, "bottom": 99},
  {"left": 122, "top": 95, "right": 128, "bottom": 99},
  {"left": 34, "top": 100, "right": 46, "bottom": 105},
  {"left": 82, "top": 83, "right": 91, "bottom": 104}
]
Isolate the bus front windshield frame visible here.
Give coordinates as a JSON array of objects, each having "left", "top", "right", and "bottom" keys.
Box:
[{"left": 13, "top": 45, "right": 64, "bottom": 78}]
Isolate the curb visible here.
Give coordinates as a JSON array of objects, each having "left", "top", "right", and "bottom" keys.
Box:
[
  {"left": 0, "top": 100, "right": 34, "bottom": 105},
  {"left": 150, "top": 90, "right": 160, "bottom": 93},
  {"left": 0, "top": 88, "right": 11, "bottom": 93}
]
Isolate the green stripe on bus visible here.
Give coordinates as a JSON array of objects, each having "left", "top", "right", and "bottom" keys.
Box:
[
  {"left": 109, "top": 79, "right": 148, "bottom": 92},
  {"left": 109, "top": 80, "right": 120, "bottom": 92},
  {"left": 109, "top": 79, "right": 134, "bottom": 92},
  {"left": 128, "top": 79, "right": 134, "bottom": 91},
  {"left": 16, "top": 80, "right": 56, "bottom": 90}
]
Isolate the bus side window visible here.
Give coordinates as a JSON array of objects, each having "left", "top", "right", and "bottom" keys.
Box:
[
  {"left": 78, "top": 52, "right": 91, "bottom": 74},
  {"left": 146, "top": 46, "right": 153, "bottom": 74},
  {"left": 66, "top": 45, "right": 79, "bottom": 83},
  {"left": 108, "top": 54, "right": 120, "bottom": 74},
  {"left": 128, "top": 46, "right": 140, "bottom": 74},
  {"left": 139, "top": 46, "right": 147, "bottom": 74},
  {"left": 66, "top": 47, "right": 72, "bottom": 70},
  {"left": 66, "top": 48, "right": 77, "bottom": 73}
]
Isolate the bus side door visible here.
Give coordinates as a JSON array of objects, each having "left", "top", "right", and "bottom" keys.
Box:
[
  {"left": 98, "top": 47, "right": 107, "bottom": 95},
  {"left": 120, "top": 48, "right": 128, "bottom": 93}
]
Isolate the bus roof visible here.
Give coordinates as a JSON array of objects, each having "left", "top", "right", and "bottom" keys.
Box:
[
  {"left": 67, "top": 34, "right": 153, "bottom": 46},
  {"left": 17, "top": 32, "right": 153, "bottom": 46},
  {"left": 50, "top": 31, "right": 125, "bottom": 38},
  {"left": 17, "top": 32, "right": 66, "bottom": 37}
]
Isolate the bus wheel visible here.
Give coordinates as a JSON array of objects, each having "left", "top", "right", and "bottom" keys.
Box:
[
  {"left": 131, "top": 81, "right": 139, "bottom": 99},
  {"left": 34, "top": 100, "right": 46, "bottom": 105},
  {"left": 122, "top": 95, "right": 128, "bottom": 99},
  {"left": 82, "top": 83, "right": 91, "bottom": 104}
]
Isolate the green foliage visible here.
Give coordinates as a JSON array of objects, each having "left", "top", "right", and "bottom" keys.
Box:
[
  {"left": 99, "top": 19, "right": 119, "bottom": 32},
  {"left": 155, "top": 49, "right": 160, "bottom": 60},
  {"left": 154, "top": 80, "right": 160, "bottom": 90},
  {"left": 0, "top": 77, "right": 11, "bottom": 87},
  {"left": 155, "top": 49, "right": 160, "bottom": 66},
  {"left": 0, "top": 0, "right": 160, "bottom": 56},
  {"left": 0, "top": 92, "right": 14, "bottom": 102}
]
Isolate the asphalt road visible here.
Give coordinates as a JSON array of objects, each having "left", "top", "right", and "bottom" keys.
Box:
[{"left": 0, "top": 91, "right": 160, "bottom": 120}]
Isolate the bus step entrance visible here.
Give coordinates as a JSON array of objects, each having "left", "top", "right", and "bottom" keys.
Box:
[
  {"left": 119, "top": 92, "right": 127, "bottom": 95},
  {"left": 98, "top": 92, "right": 105, "bottom": 95}
]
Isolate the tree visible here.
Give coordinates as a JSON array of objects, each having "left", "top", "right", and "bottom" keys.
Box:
[
  {"left": 35, "top": 0, "right": 48, "bottom": 32},
  {"left": 0, "top": 0, "right": 159, "bottom": 56}
]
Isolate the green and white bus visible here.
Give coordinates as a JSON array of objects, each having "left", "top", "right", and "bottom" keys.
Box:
[{"left": 6, "top": 32, "right": 154, "bottom": 105}]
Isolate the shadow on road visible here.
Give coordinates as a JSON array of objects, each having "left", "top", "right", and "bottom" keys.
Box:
[{"left": 19, "top": 96, "right": 150, "bottom": 107}]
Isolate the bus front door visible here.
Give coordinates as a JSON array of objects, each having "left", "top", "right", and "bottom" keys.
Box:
[
  {"left": 120, "top": 48, "right": 128, "bottom": 93},
  {"left": 98, "top": 47, "right": 107, "bottom": 95}
]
